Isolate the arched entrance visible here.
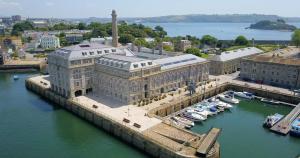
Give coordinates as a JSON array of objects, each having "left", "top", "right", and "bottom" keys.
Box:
[{"left": 74, "top": 90, "right": 82, "bottom": 97}]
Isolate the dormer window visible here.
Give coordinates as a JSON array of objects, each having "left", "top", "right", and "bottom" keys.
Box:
[
  {"left": 111, "top": 49, "right": 116, "bottom": 52},
  {"left": 97, "top": 51, "right": 102, "bottom": 54},
  {"left": 89, "top": 52, "right": 94, "bottom": 55},
  {"left": 104, "top": 50, "right": 109, "bottom": 54},
  {"left": 141, "top": 63, "right": 146, "bottom": 67},
  {"left": 148, "top": 62, "right": 152, "bottom": 65},
  {"left": 133, "top": 64, "right": 138, "bottom": 68}
]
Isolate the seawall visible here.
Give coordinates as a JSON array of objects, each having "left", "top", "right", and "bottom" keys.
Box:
[{"left": 25, "top": 76, "right": 220, "bottom": 158}]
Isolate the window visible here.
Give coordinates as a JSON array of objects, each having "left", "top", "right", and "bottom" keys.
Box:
[
  {"left": 97, "top": 51, "right": 102, "bottom": 54},
  {"left": 111, "top": 49, "right": 116, "bottom": 52},
  {"left": 104, "top": 50, "right": 109, "bottom": 53},
  {"left": 89, "top": 52, "right": 94, "bottom": 55},
  {"left": 133, "top": 64, "right": 138, "bottom": 68},
  {"left": 141, "top": 63, "right": 146, "bottom": 67},
  {"left": 148, "top": 62, "right": 153, "bottom": 65}
]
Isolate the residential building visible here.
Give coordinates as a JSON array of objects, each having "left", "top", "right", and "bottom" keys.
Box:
[
  {"left": 176, "top": 40, "right": 192, "bottom": 52},
  {"left": 208, "top": 47, "right": 263, "bottom": 75},
  {"left": 0, "top": 25, "right": 5, "bottom": 36},
  {"left": 40, "top": 35, "right": 60, "bottom": 49},
  {"left": 11, "top": 15, "right": 22, "bottom": 22},
  {"left": 0, "top": 48, "right": 5, "bottom": 65},
  {"left": 240, "top": 48, "right": 300, "bottom": 89}
]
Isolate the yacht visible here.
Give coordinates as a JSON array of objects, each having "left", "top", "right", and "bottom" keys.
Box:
[
  {"left": 172, "top": 116, "right": 195, "bottom": 127},
  {"left": 186, "top": 108, "right": 208, "bottom": 120},
  {"left": 218, "top": 94, "right": 240, "bottom": 104},
  {"left": 234, "top": 91, "right": 255, "bottom": 99},
  {"left": 194, "top": 105, "right": 213, "bottom": 116},
  {"left": 181, "top": 111, "right": 206, "bottom": 122},
  {"left": 261, "top": 98, "right": 280, "bottom": 105},
  {"left": 170, "top": 117, "right": 192, "bottom": 129},
  {"left": 208, "top": 98, "right": 233, "bottom": 109},
  {"left": 290, "top": 117, "right": 300, "bottom": 137},
  {"left": 263, "top": 113, "right": 284, "bottom": 128}
]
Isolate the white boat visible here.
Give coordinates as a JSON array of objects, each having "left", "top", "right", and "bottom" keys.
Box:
[
  {"left": 234, "top": 91, "right": 255, "bottom": 99},
  {"left": 172, "top": 116, "right": 195, "bottom": 127},
  {"left": 170, "top": 117, "right": 192, "bottom": 129},
  {"left": 218, "top": 94, "right": 239, "bottom": 104},
  {"left": 263, "top": 113, "right": 284, "bottom": 128},
  {"left": 13, "top": 75, "right": 19, "bottom": 80},
  {"left": 261, "top": 98, "right": 280, "bottom": 105},
  {"left": 186, "top": 108, "right": 207, "bottom": 120},
  {"left": 181, "top": 111, "right": 206, "bottom": 122},
  {"left": 194, "top": 105, "right": 213, "bottom": 116},
  {"left": 214, "top": 100, "right": 233, "bottom": 109}
]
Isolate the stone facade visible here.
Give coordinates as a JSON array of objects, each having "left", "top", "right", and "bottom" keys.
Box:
[
  {"left": 93, "top": 54, "right": 209, "bottom": 104},
  {"left": 240, "top": 50, "right": 300, "bottom": 89},
  {"left": 209, "top": 47, "right": 263, "bottom": 75}
]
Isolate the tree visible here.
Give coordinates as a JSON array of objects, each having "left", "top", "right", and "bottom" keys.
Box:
[
  {"left": 292, "top": 29, "right": 300, "bottom": 47},
  {"left": 119, "top": 34, "right": 135, "bottom": 44},
  {"left": 201, "top": 35, "right": 218, "bottom": 46},
  {"left": 163, "top": 45, "right": 173, "bottom": 52},
  {"left": 11, "top": 21, "right": 34, "bottom": 36},
  {"left": 185, "top": 48, "right": 200, "bottom": 56},
  {"left": 234, "top": 35, "right": 249, "bottom": 46},
  {"left": 77, "top": 23, "right": 87, "bottom": 30}
]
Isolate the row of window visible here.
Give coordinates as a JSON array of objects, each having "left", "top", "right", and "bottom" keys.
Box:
[{"left": 81, "top": 49, "right": 116, "bottom": 56}]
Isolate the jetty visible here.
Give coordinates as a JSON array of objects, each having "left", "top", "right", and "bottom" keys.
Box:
[
  {"left": 197, "top": 128, "right": 221, "bottom": 157},
  {"left": 270, "top": 103, "right": 300, "bottom": 135}
]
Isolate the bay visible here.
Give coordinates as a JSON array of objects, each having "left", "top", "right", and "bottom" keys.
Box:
[{"left": 143, "top": 22, "right": 300, "bottom": 40}]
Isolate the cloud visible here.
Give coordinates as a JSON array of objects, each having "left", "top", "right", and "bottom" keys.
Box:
[
  {"left": 0, "top": 0, "right": 22, "bottom": 9},
  {"left": 45, "top": 1, "right": 54, "bottom": 6}
]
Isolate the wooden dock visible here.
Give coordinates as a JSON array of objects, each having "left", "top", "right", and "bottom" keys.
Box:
[
  {"left": 197, "top": 128, "right": 221, "bottom": 157},
  {"left": 270, "top": 104, "right": 300, "bottom": 135}
]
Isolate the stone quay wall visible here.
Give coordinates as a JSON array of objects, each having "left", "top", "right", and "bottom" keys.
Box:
[{"left": 25, "top": 78, "right": 218, "bottom": 158}]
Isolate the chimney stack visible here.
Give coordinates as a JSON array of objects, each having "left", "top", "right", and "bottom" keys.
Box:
[
  {"left": 111, "top": 10, "right": 118, "bottom": 47},
  {"left": 159, "top": 43, "right": 163, "bottom": 55}
]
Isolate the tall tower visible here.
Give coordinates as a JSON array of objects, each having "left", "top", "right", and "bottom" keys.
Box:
[{"left": 111, "top": 10, "right": 118, "bottom": 47}]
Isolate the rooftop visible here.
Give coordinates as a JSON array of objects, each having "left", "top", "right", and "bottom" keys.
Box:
[
  {"left": 209, "top": 47, "right": 263, "bottom": 62},
  {"left": 245, "top": 54, "right": 300, "bottom": 66}
]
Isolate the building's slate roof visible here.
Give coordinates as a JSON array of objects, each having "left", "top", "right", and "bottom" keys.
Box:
[{"left": 209, "top": 47, "right": 263, "bottom": 62}]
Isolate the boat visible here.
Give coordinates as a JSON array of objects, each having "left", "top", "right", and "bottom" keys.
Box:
[
  {"left": 170, "top": 117, "right": 192, "bottom": 129},
  {"left": 208, "top": 97, "right": 233, "bottom": 109},
  {"left": 193, "top": 105, "right": 213, "bottom": 116},
  {"left": 218, "top": 94, "right": 240, "bottom": 104},
  {"left": 181, "top": 111, "right": 206, "bottom": 122},
  {"left": 261, "top": 98, "right": 280, "bottom": 105},
  {"left": 186, "top": 109, "right": 207, "bottom": 120},
  {"left": 290, "top": 117, "right": 300, "bottom": 137},
  {"left": 13, "top": 75, "right": 19, "bottom": 80},
  {"left": 263, "top": 113, "right": 284, "bottom": 128},
  {"left": 234, "top": 91, "right": 255, "bottom": 99},
  {"left": 172, "top": 116, "right": 195, "bottom": 127}
]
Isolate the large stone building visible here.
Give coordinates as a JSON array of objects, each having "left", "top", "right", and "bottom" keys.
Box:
[
  {"left": 208, "top": 47, "right": 263, "bottom": 75},
  {"left": 94, "top": 53, "right": 209, "bottom": 104},
  {"left": 47, "top": 10, "right": 210, "bottom": 105},
  {"left": 240, "top": 48, "right": 300, "bottom": 89}
]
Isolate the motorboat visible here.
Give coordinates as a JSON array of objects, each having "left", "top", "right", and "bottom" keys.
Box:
[
  {"left": 13, "top": 75, "right": 19, "bottom": 80},
  {"left": 234, "top": 91, "right": 255, "bottom": 99},
  {"left": 214, "top": 100, "right": 233, "bottom": 109},
  {"left": 170, "top": 117, "right": 192, "bottom": 129},
  {"left": 261, "top": 98, "right": 280, "bottom": 105},
  {"left": 194, "top": 105, "right": 213, "bottom": 116},
  {"left": 218, "top": 94, "right": 239, "bottom": 104},
  {"left": 181, "top": 111, "right": 206, "bottom": 122},
  {"left": 172, "top": 116, "right": 195, "bottom": 127},
  {"left": 186, "top": 108, "right": 207, "bottom": 120},
  {"left": 290, "top": 117, "right": 300, "bottom": 137},
  {"left": 263, "top": 113, "right": 284, "bottom": 128}
]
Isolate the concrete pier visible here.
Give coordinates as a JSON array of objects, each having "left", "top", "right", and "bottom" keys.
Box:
[
  {"left": 270, "top": 104, "right": 300, "bottom": 135},
  {"left": 25, "top": 75, "right": 220, "bottom": 158}
]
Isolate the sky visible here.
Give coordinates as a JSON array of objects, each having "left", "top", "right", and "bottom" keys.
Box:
[{"left": 0, "top": 0, "right": 299, "bottom": 18}]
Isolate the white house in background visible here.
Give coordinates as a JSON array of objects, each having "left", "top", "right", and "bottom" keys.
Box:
[
  {"left": 40, "top": 35, "right": 60, "bottom": 49},
  {"left": 90, "top": 37, "right": 113, "bottom": 46}
]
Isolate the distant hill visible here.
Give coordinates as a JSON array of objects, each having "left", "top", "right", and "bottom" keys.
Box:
[
  {"left": 71, "top": 14, "right": 300, "bottom": 24},
  {"left": 248, "top": 19, "right": 297, "bottom": 31}
]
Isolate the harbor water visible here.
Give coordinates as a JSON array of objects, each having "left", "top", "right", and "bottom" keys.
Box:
[{"left": 0, "top": 72, "right": 299, "bottom": 158}]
